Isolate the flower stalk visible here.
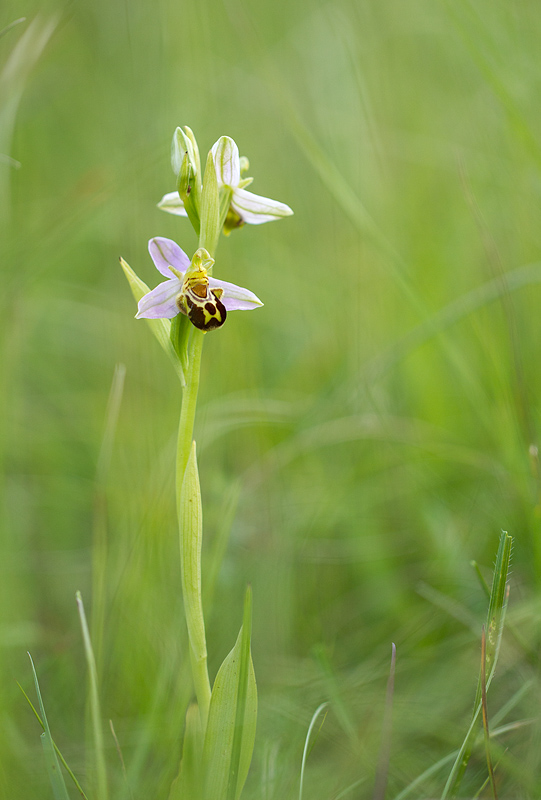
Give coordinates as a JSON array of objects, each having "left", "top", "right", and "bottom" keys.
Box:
[
  {"left": 179, "top": 441, "right": 211, "bottom": 725},
  {"left": 176, "top": 329, "right": 204, "bottom": 507},
  {"left": 174, "top": 147, "right": 220, "bottom": 725}
]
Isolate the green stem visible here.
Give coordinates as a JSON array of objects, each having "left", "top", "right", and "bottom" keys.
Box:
[
  {"left": 189, "top": 648, "right": 211, "bottom": 725},
  {"left": 176, "top": 330, "right": 204, "bottom": 514},
  {"left": 176, "top": 327, "right": 211, "bottom": 724}
]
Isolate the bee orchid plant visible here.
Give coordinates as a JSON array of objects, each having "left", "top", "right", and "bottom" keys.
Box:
[{"left": 121, "top": 127, "right": 292, "bottom": 800}]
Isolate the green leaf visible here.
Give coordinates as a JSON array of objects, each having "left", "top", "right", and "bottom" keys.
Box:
[
  {"left": 199, "top": 151, "right": 220, "bottom": 257},
  {"left": 178, "top": 152, "right": 201, "bottom": 235},
  {"left": 169, "top": 703, "right": 203, "bottom": 800},
  {"left": 202, "top": 587, "right": 258, "bottom": 800},
  {"left": 119, "top": 257, "right": 185, "bottom": 385},
  {"left": 27, "top": 654, "right": 71, "bottom": 800},
  {"left": 441, "top": 531, "right": 512, "bottom": 799},
  {"left": 219, "top": 187, "right": 234, "bottom": 232}
]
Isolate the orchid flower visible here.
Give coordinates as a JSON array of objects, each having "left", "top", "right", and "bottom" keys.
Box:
[
  {"left": 136, "top": 237, "right": 263, "bottom": 331},
  {"left": 158, "top": 135, "right": 293, "bottom": 230}
]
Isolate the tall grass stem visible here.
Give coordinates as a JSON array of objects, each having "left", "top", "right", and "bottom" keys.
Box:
[{"left": 76, "top": 592, "right": 109, "bottom": 800}]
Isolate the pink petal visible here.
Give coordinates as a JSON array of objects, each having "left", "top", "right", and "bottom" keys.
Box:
[
  {"left": 148, "top": 237, "right": 191, "bottom": 277},
  {"left": 209, "top": 277, "right": 263, "bottom": 311},
  {"left": 136, "top": 278, "right": 182, "bottom": 319}
]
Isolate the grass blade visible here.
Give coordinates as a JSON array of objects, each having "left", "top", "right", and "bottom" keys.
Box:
[
  {"left": 109, "top": 719, "right": 133, "bottom": 800},
  {"left": 441, "top": 531, "right": 512, "bottom": 798},
  {"left": 373, "top": 643, "right": 397, "bottom": 800},
  {"left": 299, "top": 702, "right": 329, "bottom": 800},
  {"left": 480, "top": 626, "right": 498, "bottom": 799},
  {"left": 19, "top": 681, "right": 89, "bottom": 799},
  {"left": 76, "top": 591, "right": 109, "bottom": 800},
  {"left": 27, "top": 654, "right": 70, "bottom": 800},
  {"left": 92, "top": 362, "right": 126, "bottom": 678}
]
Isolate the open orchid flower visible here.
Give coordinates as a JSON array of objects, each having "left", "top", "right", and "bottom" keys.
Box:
[
  {"left": 158, "top": 135, "right": 293, "bottom": 230},
  {"left": 136, "top": 237, "right": 263, "bottom": 331}
]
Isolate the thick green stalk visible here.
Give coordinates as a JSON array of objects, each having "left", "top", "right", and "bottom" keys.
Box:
[
  {"left": 176, "top": 330, "right": 210, "bottom": 723},
  {"left": 180, "top": 443, "right": 211, "bottom": 725},
  {"left": 189, "top": 647, "right": 211, "bottom": 726},
  {"left": 176, "top": 330, "right": 204, "bottom": 514}
]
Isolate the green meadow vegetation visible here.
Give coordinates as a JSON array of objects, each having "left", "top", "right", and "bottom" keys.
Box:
[{"left": 1, "top": 0, "right": 541, "bottom": 797}]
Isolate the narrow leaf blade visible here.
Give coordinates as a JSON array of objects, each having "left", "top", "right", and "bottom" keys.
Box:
[
  {"left": 199, "top": 151, "right": 220, "bottom": 256},
  {"left": 203, "top": 589, "right": 258, "bottom": 800},
  {"left": 19, "top": 681, "right": 90, "bottom": 799},
  {"left": 41, "top": 732, "right": 71, "bottom": 800},
  {"left": 441, "top": 531, "right": 512, "bottom": 798},
  {"left": 28, "top": 655, "right": 70, "bottom": 800},
  {"left": 76, "top": 591, "right": 109, "bottom": 800},
  {"left": 119, "top": 257, "right": 185, "bottom": 384}
]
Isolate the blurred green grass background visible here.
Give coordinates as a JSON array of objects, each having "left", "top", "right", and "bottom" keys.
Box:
[{"left": 1, "top": 0, "right": 541, "bottom": 797}]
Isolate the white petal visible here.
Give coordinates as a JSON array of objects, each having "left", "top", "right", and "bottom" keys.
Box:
[
  {"left": 136, "top": 278, "right": 183, "bottom": 319},
  {"left": 148, "top": 237, "right": 191, "bottom": 277},
  {"left": 211, "top": 136, "right": 240, "bottom": 188},
  {"left": 232, "top": 188, "right": 293, "bottom": 224},
  {"left": 157, "top": 191, "right": 188, "bottom": 217},
  {"left": 209, "top": 277, "right": 263, "bottom": 311}
]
